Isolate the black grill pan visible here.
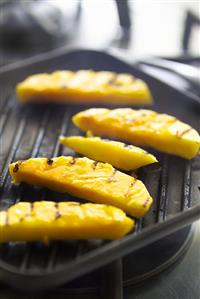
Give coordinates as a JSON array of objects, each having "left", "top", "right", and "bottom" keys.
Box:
[{"left": 0, "top": 49, "right": 199, "bottom": 291}]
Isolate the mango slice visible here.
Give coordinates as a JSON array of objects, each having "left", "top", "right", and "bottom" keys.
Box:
[
  {"left": 16, "top": 70, "right": 152, "bottom": 104},
  {"left": 9, "top": 157, "right": 153, "bottom": 218},
  {"left": 59, "top": 136, "right": 157, "bottom": 170},
  {"left": 73, "top": 108, "right": 200, "bottom": 159},
  {"left": 0, "top": 201, "right": 134, "bottom": 242}
]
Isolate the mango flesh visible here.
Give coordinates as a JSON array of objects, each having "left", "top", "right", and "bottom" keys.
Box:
[
  {"left": 59, "top": 136, "right": 158, "bottom": 171},
  {"left": 0, "top": 201, "right": 134, "bottom": 242},
  {"left": 9, "top": 156, "right": 153, "bottom": 218},
  {"left": 16, "top": 70, "right": 152, "bottom": 104},
  {"left": 73, "top": 108, "right": 200, "bottom": 159}
]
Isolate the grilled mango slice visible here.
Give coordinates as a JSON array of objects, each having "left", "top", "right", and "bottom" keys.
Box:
[
  {"left": 9, "top": 157, "right": 153, "bottom": 218},
  {"left": 16, "top": 70, "right": 152, "bottom": 104},
  {"left": 0, "top": 201, "right": 134, "bottom": 242},
  {"left": 59, "top": 136, "right": 157, "bottom": 170},
  {"left": 73, "top": 108, "right": 200, "bottom": 159}
]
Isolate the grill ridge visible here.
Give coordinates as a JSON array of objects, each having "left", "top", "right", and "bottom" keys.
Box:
[
  {"left": 0, "top": 96, "right": 16, "bottom": 137},
  {"left": 30, "top": 110, "right": 51, "bottom": 158},
  {"left": 52, "top": 109, "right": 70, "bottom": 157},
  {"left": 156, "top": 155, "right": 169, "bottom": 222},
  {"left": 19, "top": 244, "right": 32, "bottom": 272},
  {"left": 0, "top": 116, "right": 28, "bottom": 190},
  {"left": 182, "top": 160, "right": 192, "bottom": 210}
]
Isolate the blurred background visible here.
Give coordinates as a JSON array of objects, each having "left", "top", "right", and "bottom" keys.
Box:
[{"left": 0, "top": 0, "right": 199, "bottom": 67}]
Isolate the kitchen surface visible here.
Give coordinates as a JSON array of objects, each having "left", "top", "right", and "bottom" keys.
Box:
[{"left": 0, "top": 1, "right": 199, "bottom": 298}]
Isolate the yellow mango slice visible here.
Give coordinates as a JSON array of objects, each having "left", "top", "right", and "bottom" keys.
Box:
[
  {"left": 9, "top": 157, "right": 153, "bottom": 218},
  {"left": 16, "top": 70, "right": 152, "bottom": 105},
  {"left": 73, "top": 108, "right": 200, "bottom": 159},
  {"left": 59, "top": 136, "right": 157, "bottom": 170},
  {"left": 0, "top": 201, "right": 134, "bottom": 242}
]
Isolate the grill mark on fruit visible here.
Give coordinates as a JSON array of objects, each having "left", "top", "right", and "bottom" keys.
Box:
[
  {"left": 93, "top": 161, "right": 99, "bottom": 170},
  {"left": 125, "top": 178, "right": 137, "bottom": 197},
  {"left": 107, "top": 74, "right": 117, "bottom": 85},
  {"left": 176, "top": 128, "right": 192, "bottom": 138},
  {"left": 47, "top": 158, "right": 54, "bottom": 165},
  {"left": 143, "top": 197, "right": 151, "bottom": 208},
  {"left": 69, "top": 157, "right": 76, "bottom": 165},
  {"left": 54, "top": 202, "right": 61, "bottom": 219},
  {"left": 108, "top": 169, "right": 117, "bottom": 182},
  {"left": 30, "top": 202, "right": 34, "bottom": 213},
  {"left": 55, "top": 210, "right": 61, "bottom": 219},
  {"left": 13, "top": 163, "right": 19, "bottom": 173},
  {"left": 5, "top": 212, "right": 9, "bottom": 226},
  {"left": 23, "top": 204, "right": 34, "bottom": 220},
  {"left": 123, "top": 143, "right": 132, "bottom": 149},
  {"left": 13, "top": 160, "right": 23, "bottom": 173},
  {"left": 131, "top": 178, "right": 137, "bottom": 186}
]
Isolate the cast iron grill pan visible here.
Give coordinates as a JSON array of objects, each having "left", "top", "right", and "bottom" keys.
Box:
[{"left": 0, "top": 50, "right": 199, "bottom": 291}]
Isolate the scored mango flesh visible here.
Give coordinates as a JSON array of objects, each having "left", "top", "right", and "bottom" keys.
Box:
[
  {"left": 0, "top": 201, "right": 134, "bottom": 242},
  {"left": 16, "top": 70, "right": 152, "bottom": 104},
  {"left": 59, "top": 136, "right": 157, "bottom": 171},
  {"left": 73, "top": 108, "right": 200, "bottom": 159},
  {"left": 9, "top": 156, "right": 153, "bottom": 218}
]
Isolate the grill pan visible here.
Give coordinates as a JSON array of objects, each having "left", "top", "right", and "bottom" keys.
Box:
[{"left": 0, "top": 49, "right": 199, "bottom": 291}]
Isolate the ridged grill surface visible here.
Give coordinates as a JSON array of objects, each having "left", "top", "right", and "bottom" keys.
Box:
[{"left": 0, "top": 50, "right": 199, "bottom": 292}]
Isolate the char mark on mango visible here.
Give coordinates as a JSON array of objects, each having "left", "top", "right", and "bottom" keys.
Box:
[
  {"left": 142, "top": 197, "right": 151, "bottom": 208},
  {"left": 69, "top": 157, "right": 76, "bottom": 165},
  {"left": 92, "top": 161, "right": 99, "bottom": 170},
  {"left": 55, "top": 210, "right": 61, "bottom": 219},
  {"left": 108, "top": 169, "right": 117, "bottom": 182},
  {"left": 107, "top": 74, "right": 117, "bottom": 85},
  {"left": 47, "top": 158, "right": 54, "bottom": 165},
  {"left": 13, "top": 163, "right": 19, "bottom": 173},
  {"left": 176, "top": 128, "right": 192, "bottom": 138},
  {"left": 30, "top": 202, "right": 34, "bottom": 212},
  {"left": 125, "top": 178, "right": 137, "bottom": 197}
]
